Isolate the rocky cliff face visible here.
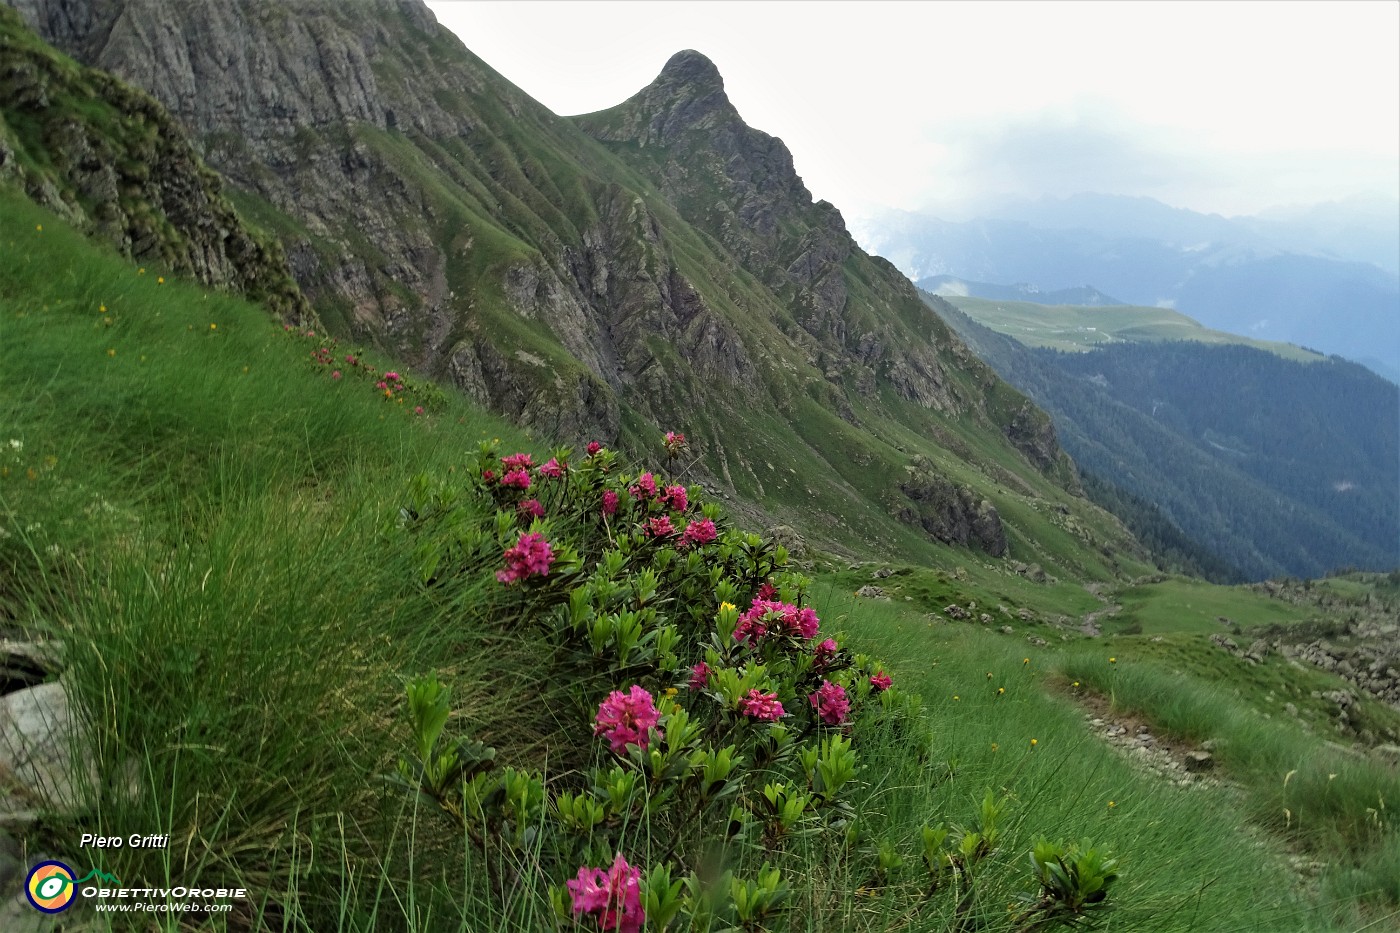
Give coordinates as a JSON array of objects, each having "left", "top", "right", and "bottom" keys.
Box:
[
  {"left": 0, "top": 5, "right": 310, "bottom": 320},
  {"left": 578, "top": 51, "right": 960, "bottom": 416},
  {"left": 5, "top": 0, "right": 1131, "bottom": 566},
  {"left": 897, "top": 456, "right": 1008, "bottom": 556}
]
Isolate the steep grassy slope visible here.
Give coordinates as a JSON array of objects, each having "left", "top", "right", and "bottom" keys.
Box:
[
  {"left": 932, "top": 294, "right": 1399, "bottom": 580},
  {"left": 5, "top": 190, "right": 1378, "bottom": 933},
  {"left": 0, "top": 0, "right": 1159, "bottom": 584}
]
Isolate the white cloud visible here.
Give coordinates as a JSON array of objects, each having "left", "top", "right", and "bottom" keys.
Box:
[{"left": 426, "top": 1, "right": 1400, "bottom": 219}]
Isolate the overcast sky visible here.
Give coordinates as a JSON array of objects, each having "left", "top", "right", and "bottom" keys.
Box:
[{"left": 425, "top": 1, "right": 1399, "bottom": 223}]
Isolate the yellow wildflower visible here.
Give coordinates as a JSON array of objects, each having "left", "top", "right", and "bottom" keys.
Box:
[
  {"left": 719, "top": 601, "right": 736, "bottom": 612},
  {"left": 1030, "top": 738, "right": 1038, "bottom": 746},
  {"left": 107, "top": 348, "right": 115, "bottom": 357},
  {"left": 210, "top": 323, "right": 217, "bottom": 330},
  {"left": 997, "top": 687, "right": 1005, "bottom": 695},
  {"left": 157, "top": 276, "right": 165, "bottom": 284},
  {"left": 35, "top": 224, "right": 42, "bottom": 232}
]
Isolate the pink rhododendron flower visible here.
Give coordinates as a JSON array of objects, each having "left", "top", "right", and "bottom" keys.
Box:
[
  {"left": 733, "top": 609, "right": 769, "bottom": 646},
  {"left": 331, "top": 370, "right": 342, "bottom": 380},
  {"left": 413, "top": 405, "right": 424, "bottom": 415},
  {"left": 809, "top": 680, "right": 850, "bottom": 725},
  {"left": 645, "top": 516, "right": 675, "bottom": 538},
  {"left": 345, "top": 354, "right": 357, "bottom": 364},
  {"left": 602, "top": 489, "right": 619, "bottom": 516},
  {"left": 594, "top": 686, "right": 662, "bottom": 754},
  {"left": 385, "top": 371, "right": 400, "bottom": 382},
  {"left": 496, "top": 532, "right": 554, "bottom": 584},
  {"left": 738, "top": 689, "right": 786, "bottom": 721},
  {"left": 501, "top": 469, "right": 531, "bottom": 490},
  {"left": 870, "top": 672, "right": 893, "bottom": 691},
  {"left": 586, "top": 441, "right": 603, "bottom": 456},
  {"left": 795, "top": 607, "right": 820, "bottom": 640},
  {"left": 630, "top": 472, "right": 657, "bottom": 500},
  {"left": 482, "top": 469, "right": 496, "bottom": 484},
  {"left": 688, "top": 662, "right": 711, "bottom": 690},
  {"left": 662, "top": 485, "right": 688, "bottom": 511},
  {"left": 663, "top": 431, "right": 687, "bottom": 454},
  {"left": 681, "top": 518, "right": 717, "bottom": 548},
  {"left": 501, "top": 452, "right": 534, "bottom": 471},
  {"left": 539, "top": 457, "right": 564, "bottom": 478},
  {"left": 375, "top": 380, "right": 388, "bottom": 390},
  {"left": 518, "top": 498, "right": 545, "bottom": 519},
  {"left": 813, "top": 638, "right": 838, "bottom": 670},
  {"left": 734, "top": 599, "right": 820, "bottom": 645},
  {"left": 566, "top": 854, "right": 645, "bottom": 933},
  {"left": 755, "top": 581, "right": 777, "bottom": 601}
]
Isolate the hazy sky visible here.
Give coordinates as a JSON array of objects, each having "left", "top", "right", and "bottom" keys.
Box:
[{"left": 425, "top": 1, "right": 1399, "bottom": 222}]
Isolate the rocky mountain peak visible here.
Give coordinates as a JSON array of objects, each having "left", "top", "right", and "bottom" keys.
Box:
[
  {"left": 589, "top": 48, "right": 738, "bottom": 148},
  {"left": 657, "top": 49, "right": 723, "bottom": 90}
]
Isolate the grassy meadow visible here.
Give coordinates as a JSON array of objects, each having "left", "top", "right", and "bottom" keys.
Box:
[{"left": 2, "top": 193, "right": 1396, "bottom": 931}]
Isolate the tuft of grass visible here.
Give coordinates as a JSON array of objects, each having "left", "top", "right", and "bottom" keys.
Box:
[{"left": 1059, "top": 652, "right": 1400, "bottom": 926}]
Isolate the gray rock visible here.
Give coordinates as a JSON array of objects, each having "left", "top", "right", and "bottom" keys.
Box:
[
  {"left": 766, "top": 525, "right": 807, "bottom": 563},
  {"left": 0, "top": 681, "right": 94, "bottom": 815},
  {"left": 1184, "top": 751, "right": 1214, "bottom": 772},
  {"left": 1210, "top": 634, "right": 1239, "bottom": 653},
  {"left": 855, "top": 585, "right": 888, "bottom": 600}
]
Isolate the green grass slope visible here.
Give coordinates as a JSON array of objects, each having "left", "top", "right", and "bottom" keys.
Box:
[{"left": 6, "top": 190, "right": 1390, "bottom": 931}]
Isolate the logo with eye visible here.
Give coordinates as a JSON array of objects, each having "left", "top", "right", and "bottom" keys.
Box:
[{"left": 26, "top": 861, "right": 78, "bottom": 913}]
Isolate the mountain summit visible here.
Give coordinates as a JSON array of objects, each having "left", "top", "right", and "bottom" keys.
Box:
[{"left": 604, "top": 49, "right": 734, "bottom": 146}]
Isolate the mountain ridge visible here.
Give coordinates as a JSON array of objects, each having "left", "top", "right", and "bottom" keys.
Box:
[{"left": 4, "top": 0, "right": 1143, "bottom": 578}]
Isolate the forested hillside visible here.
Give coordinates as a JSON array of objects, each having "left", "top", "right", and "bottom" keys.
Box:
[{"left": 931, "top": 293, "right": 1399, "bottom": 579}]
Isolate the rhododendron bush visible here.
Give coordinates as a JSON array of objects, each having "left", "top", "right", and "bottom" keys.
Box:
[{"left": 390, "top": 434, "right": 1117, "bottom": 931}]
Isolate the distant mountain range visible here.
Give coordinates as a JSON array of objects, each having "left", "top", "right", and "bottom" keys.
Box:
[
  {"left": 861, "top": 194, "right": 1400, "bottom": 378},
  {"left": 920, "top": 275, "right": 1121, "bottom": 306}
]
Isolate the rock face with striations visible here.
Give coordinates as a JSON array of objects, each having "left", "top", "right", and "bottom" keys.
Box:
[{"left": 5, "top": 0, "right": 1127, "bottom": 564}]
